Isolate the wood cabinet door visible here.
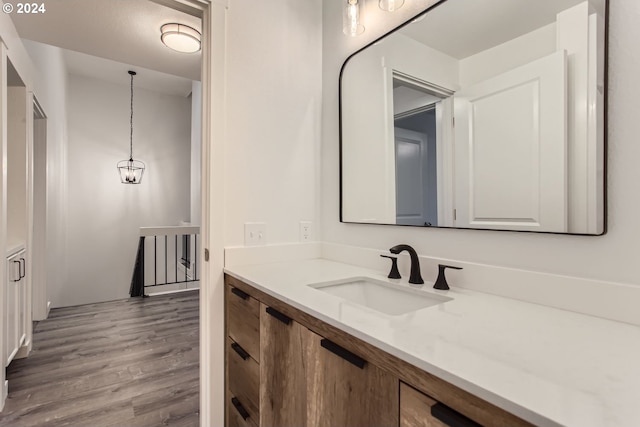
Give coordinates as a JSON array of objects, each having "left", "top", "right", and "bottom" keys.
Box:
[
  {"left": 306, "top": 331, "right": 399, "bottom": 427},
  {"left": 259, "top": 304, "right": 308, "bottom": 427}
]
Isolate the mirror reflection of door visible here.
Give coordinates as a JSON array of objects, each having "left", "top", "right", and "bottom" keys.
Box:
[
  {"left": 394, "top": 118, "right": 437, "bottom": 226},
  {"left": 392, "top": 77, "right": 445, "bottom": 226},
  {"left": 453, "top": 50, "right": 567, "bottom": 232}
]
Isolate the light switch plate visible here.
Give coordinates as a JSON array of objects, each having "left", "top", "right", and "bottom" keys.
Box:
[
  {"left": 299, "top": 221, "right": 313, "bottom": 242},
  {"left": 244, "top": 222, "right": 266, "bottom": 246}
]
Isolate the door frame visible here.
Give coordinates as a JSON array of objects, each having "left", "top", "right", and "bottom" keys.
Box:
[
  {"left": 153, "top": 1, "right": 227, "bottom": 425},
  {"left": 31, "top": 97, "right": 47, "bottom": 322},
  {"left": 389, "top": 73, "right": 455, "bottom": 227}
]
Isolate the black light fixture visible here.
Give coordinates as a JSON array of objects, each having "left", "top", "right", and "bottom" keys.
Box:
[{"left": 117, "top": 70, "right": 145, "bottom": 184}]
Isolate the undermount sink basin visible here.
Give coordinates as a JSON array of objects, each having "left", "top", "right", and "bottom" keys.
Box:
[{"left": 308, "top": 277, "right": 452, "bottom": 316}]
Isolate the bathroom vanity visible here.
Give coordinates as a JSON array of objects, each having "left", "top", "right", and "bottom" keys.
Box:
[{"left": 223, "top": 259, "right": 640, "bottom": 427}]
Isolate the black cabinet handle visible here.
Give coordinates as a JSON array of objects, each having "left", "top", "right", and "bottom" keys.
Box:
[
  {"left": 231, "top": 342, "right": 250, "bottom": 360},
  {"left": 265, "top": 306, "right": 291, "bottom": 325},
  {"left": 431, "top": 402, "right": 482, "bottom": 427},
  {"left": 231, "top": 287, "right": 249, "bottom": 300},
  {"left": 231, "top": 397, "right": 250, "bottom": 420},
  {"left": 19, "top": 258, "right": 26, "bottom": 279},
  {"left": 12, "top": 260, "right": 21, "bottom": 282},
  {"left": 320, "top": 339, "right": 366, "bottom": 369}
]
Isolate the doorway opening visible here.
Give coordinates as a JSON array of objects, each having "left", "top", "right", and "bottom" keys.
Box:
[{"left": 392, "top": 72, "right": 453, "bottom": 226}]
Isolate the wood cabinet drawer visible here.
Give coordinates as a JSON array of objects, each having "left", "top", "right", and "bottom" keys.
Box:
[
  {"left": 226, "top": 283, "right": 260, "bottom": 362},
  {"left": 227, "top": 337, "right": 259, "bottom": 424},
  {"left": 401, "top": 383, "right": 448, "bottom": 427},
  {"left": 227, "top": 390, "right": 258, "bottom": 427}
]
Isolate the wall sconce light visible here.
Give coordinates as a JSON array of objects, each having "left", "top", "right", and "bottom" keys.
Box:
[
  {"left": 117, "top": 71, "right": 145, "bottom": 184},
  {"left": 379, "top": 0, "right": 405, "bottom": 11},
  {"left": 343, "top": 0, "right": 365, "bottom": 37},
  {"left": 161, "top": 23, "right": 201, "bottom": 53}
]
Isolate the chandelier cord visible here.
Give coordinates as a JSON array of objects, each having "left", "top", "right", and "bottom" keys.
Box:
[{"left": 129, "top": 72, "right": 134, "bottom": 161}]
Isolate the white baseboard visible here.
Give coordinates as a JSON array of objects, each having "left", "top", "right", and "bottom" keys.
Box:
[
  {"left": 15, "top": 342, "right": 30, "bottom": 359},
  {"left": 2, "top": 379, "right": 7, "bottom": 411},
  {"left": 146, "top": 282, "right": 200, "bottom": 296}
]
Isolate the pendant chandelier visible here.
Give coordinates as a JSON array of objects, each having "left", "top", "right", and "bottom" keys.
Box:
[{"left": 117, "top": 70, "right": 145, "bottom": 184}]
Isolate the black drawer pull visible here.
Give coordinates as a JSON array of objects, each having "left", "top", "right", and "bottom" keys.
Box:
[
  {"left": 231, "top": 397, "right": 250, "bottom": 420},
  {"left": 265, "top": 307, "right": 291, "bottom": 325},
  {"left": 231, "top": 287, "right": 249, "bottom": 300},
  {"left": 320, "top": 339, "right": 366, "bottom": 369},
  {"left": 231, "top": 342, "right": 250, "bottom": 360},
  {"left": 19, "top": 258, "right": 26, "bottom": 279},
  {"left": 12, "top": 260, "right": 21, "bottom": 282},
  {"left": 431, "top": 402, "right": 482, "bottom": 427}
]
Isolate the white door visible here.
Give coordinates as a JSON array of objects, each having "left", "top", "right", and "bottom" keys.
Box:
[
  {"left": 395, "top": 127, "right": 438, "bottom": 226},
  {"left": 453, "top": 50, "right": 567, "bottom": 232}
]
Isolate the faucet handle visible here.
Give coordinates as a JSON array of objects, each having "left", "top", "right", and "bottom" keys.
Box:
[
  {"left": 433, "top": 264, "right": 463, "bottom": 290},
  {"left": 380, "top": 255, "right": 401, "bottom": 279}
]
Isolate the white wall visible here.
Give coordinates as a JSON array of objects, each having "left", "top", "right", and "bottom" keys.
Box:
[
  {"left": 20, "top": 40, "right": 69, "bottom": 316},
  {"left": 7, "top": 86, "right": 27, "bottom": 246},
  {"left": 60, "top": 74, "right": 191, "bottom": 307},
  {"left": 190, "top": 80, "right": 201, "bottom": 226},
  {"left": 458, "top": 23, "right": 556, "bottom": 87},
  {"left": 322, "top": 1, "right": 640, "bottom": 286},
  {"left": 224, "top": 0, "right": 322, "bottom": 247}
]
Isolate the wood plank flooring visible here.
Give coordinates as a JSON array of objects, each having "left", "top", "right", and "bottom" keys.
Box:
[{"left": 0, "top": 290, "right": 200, "bottom": 427}]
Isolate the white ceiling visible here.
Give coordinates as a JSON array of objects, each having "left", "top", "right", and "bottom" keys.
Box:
[
  {"left": 59, "top": 46, "right": 194, "bottom": 97},
  {"left": 399, "top": 0, "right": 597, "bottom": 59},
  {"left": 10, "top": 0, "right": 201, "bottom": 81}
]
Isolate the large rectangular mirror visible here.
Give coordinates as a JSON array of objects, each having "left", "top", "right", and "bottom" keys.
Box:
[{"left": 340, "top": 0, "right": 607, "bottom": 234}]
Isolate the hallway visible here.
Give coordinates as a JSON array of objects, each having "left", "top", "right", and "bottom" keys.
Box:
[{"left": 0, "top": 291, "right": 199, "bottom": 427}]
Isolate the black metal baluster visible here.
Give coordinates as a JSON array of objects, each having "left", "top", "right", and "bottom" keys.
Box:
[
  {"left": 154, "top": 236, "right": 157, "bottom": 285},
  {"left": 175, "top": 234, "right": 178, "bottom": 283},
  {"left": 185, "top": 234, "right": 188, "bottom": 284}
]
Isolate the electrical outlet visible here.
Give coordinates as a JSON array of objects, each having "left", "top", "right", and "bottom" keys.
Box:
[
  {"left": 299, "top": 221, "right": 313, "bottom": 242},
  {"left": 244, "top": 222, "right": 266, "bottom": 246}
]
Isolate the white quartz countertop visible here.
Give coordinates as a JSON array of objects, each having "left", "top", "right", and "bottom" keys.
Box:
[{"left": 224, "top": 259, "right": 640, "bottom": 427}]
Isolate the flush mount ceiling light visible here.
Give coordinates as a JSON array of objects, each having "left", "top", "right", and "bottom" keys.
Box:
[
  {"left": 343, "top": 0, "right": 365, "bottom": 37},
  {"left": 117, "top": 71, "right": 145, "bottom": 184},
  {"left": 379, "top": 0, "right": 405, "bottom": 11},
  {"left": 161, "top": 23, "right": 201, "bottom": 53}
]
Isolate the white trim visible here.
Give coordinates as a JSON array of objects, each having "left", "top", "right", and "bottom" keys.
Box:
[
  {"left": 153, "top": 1, "right": 226, "bottom": 425},
  {"left": 139, "top": 225, "right": 200, "bottom": 236},
  {"left": 23, "top": 90, "right": 34, "bottom": 356},
  {"left": 199, "top": 2, "right": 227, "bottom": 426},
  {"left": 147, "top": 285, "right": 200, "bottom": 297},
  {"left": 392, "top": 70, "right": 455, "bottom": 98},
  {"left": 0, "top": 40, "right": 8, "bottom": 411},
  {"left": 31, "top": 97, "right": 48, "bottom": 321}
]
